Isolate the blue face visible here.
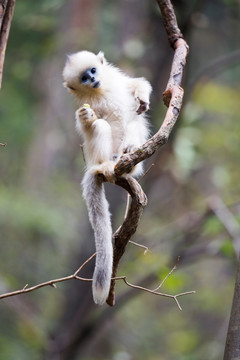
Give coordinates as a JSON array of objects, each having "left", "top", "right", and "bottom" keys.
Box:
[{"left": 80, "top": 67, "right": 101, "bottom": 88}]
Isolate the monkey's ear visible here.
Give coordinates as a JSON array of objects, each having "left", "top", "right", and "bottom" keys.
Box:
[
  {"left": 63, "top": 82, "right": 76, "bottom": 91},
  {"left": 97, "top": 51, "right": 106, "bottom": 64},
  {"left": 65, "top": 54, "right": 73, "bottom": 65}
]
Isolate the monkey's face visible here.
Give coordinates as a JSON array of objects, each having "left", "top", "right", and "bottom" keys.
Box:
[
  {"left": 62, "top": 51, "right": 105, "bottom": 97},
  {"left": 80, "top": 67, "right": 101, "bottom": 89}
]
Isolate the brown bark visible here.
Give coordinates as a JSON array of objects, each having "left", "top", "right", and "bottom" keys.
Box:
[
  {"left": 156, "top": 0, "right": 183, "bottom": 47},
  {"left": 0, "top": 0, "right": 15, "bottom": 89},
  {"left": 106, "top": 176, "right": 148, "bottom": 306},
  {"left": 224, "top": 257, "right": 240, "bottom": 359},
  {"left": 106, "top": 0, "right": 189, "bottom": 305}
]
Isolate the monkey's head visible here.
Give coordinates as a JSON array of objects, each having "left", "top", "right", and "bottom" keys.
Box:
[{"left": 63, "top": 51, "right": 106, "bottom": 97}]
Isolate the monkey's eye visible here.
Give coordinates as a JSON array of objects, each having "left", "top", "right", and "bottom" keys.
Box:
[
  {"left": 91, "top": 68, "right": 96, "bottom": 74},
  {"left": 81, "top": 75, "right": 88, "bottom": 83}
]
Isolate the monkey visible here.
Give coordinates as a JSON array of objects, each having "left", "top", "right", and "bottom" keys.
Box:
[{"left": 62, "top": 50, "right": 152, "bottom": 305}]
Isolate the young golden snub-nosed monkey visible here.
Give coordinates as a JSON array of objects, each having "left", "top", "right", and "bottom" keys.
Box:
[{"left": 63, "top": 50, "right": 152, "bottom": 305}]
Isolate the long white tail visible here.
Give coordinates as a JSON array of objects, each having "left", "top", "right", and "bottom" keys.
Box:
[{"left": 82, "top": 170, "right": 113, "bottom": 305}]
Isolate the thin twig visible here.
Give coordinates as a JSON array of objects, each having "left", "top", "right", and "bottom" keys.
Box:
[
  {"left": 0, "top": 142, "right": 6, "bottom": 146},
  {"left": 0, "top": 251, "right": 195, "bottom": 310},
  {"left": 129, "top": 240, "right": 150, "bottom": 254},
  {"left": 113, "top": 275, "right": 195, "bottom": 311},
  {"left": 153, "top": 256, "right": 180, "bottom": 291},
  {"left": 138, "top": 163, "right": 155, "bottom": 183},
  {"left": 74, "top": 252, "right": 96, "bottom": 276},
  {"left": 124, "top": 193, "right": 130, "bottom": 220},
  {"left": 0, "top": 253, "right": 95, "bottom": 300}
]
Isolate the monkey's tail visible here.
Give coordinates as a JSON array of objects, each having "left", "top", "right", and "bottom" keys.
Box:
[{"left": 82, "top": 170, "right": 113, "bottom": 305}]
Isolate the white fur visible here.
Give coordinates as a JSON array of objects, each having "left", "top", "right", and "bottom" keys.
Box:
[{"left": 63, "top": 51, "right": 152, "bottom": 304}]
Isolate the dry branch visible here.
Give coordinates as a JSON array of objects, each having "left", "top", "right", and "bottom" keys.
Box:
[
  {"left": 156, "top": 0, "right": 183, "bottom": 47},
  {"left": 0, "top": 0, "right": 16, "bottom": 89},
  {"left": 0, "top": 253, "right": 96, "bottom": 300},
  {"left": 0, "top": 0, "right": 15, "bottom": 145},
  {"left": 114, "top": 276, "right": 195, "bottom": 311},
  {"left": 0, "top": 252, "right": 195, "bottom": 310},
  {"left": 107, "top": 176, "right": 148, "bottom": 306},
  {"left": 108, "top": 0, "right": 189, "bottom": 305},
  {"left": 114, "top": 39, "right": 188, "bottom": 175}
]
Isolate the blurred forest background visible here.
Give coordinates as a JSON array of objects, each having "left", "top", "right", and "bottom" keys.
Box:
[{"left": 0, "top": 0, "right": 240, "bottom": 359}]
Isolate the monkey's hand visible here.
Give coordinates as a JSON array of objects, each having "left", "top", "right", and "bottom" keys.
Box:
[
  {"left": 77, "top": 105, "right": 97, "bottom": 128},
  {"left": 136, "top": 97, "right": 149, "bottom": 115}
]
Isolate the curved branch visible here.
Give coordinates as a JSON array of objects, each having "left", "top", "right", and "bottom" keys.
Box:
[
  {"left": 107, "top": 0, "right": 189, "bottom": 305},
  {"left": 114, "top": 14, "right": 189, "bottom": 176},
  {"left": 106, "top": 175, "right": 148, "bottom": 306},
  {"left": 156, "top": 0, "right": 183, "bottom": 47}
]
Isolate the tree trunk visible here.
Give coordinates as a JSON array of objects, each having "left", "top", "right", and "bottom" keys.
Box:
[{"left": 224, "top": 256, "right": 240, "bottom": 359}]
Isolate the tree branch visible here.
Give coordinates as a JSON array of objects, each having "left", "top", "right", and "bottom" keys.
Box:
[
  {"left": 114, "top": 3, "right": 188, "bottom": 176},
  {"left": 156, "top": 0, "right": 183, "bottom": 47},
  {"left": 224, "top": 255, "right": 240, "bottom": 359},
  {"left": 0, "top": 0, "right": 16, "bottom": 89},
  {"left": 114, "top": 275, "right": 195, "bottom": 311},
  {"left": 107, "top": 0, "right": 189, "bottom": 305},
  {"left": 0, "top": 253, "right": 96, "bottom": 300},
  {"left": 106, "top": 175, "right": 148, "bottom": 306},
  {"left": 0, "top": 252, "right": 195, "bottom": 311}
]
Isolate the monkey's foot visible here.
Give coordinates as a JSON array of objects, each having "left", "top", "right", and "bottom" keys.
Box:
[
  {"left": 92, "top": 161, "right": 115, "bottom": 183},
  {"left": 136, "top": 97, "right": 149, "bottom": 115},
  {"left": 123, "top": 144, "right": 138, "bottom": 154},
  {"left": 77, "top": 105, "right": 97, "bottom": 127}
]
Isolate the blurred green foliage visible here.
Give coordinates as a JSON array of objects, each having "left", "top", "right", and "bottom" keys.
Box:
[{"left": 0, "top": 0, "right": 240, "bottom": 359}]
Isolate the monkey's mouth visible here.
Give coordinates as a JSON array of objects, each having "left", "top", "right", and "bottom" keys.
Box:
[{"left": 92, "top": 81, "right": 101, "bottom": 89}]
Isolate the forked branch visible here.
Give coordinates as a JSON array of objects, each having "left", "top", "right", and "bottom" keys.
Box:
[
  {"left": 108, "top": 0, "right": 189, "bottom": 305},
  {"left": 0, "top": 253, "right": 195, "bottom": 310}
]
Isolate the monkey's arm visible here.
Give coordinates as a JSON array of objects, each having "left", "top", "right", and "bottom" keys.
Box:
[{"left": 127, "top": 77, "right": 152, "bottom": 114}]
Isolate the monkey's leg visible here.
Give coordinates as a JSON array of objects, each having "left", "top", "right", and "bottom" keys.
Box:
[{"left": 77, "top": 106, "right": 115, "bottom": 180}]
